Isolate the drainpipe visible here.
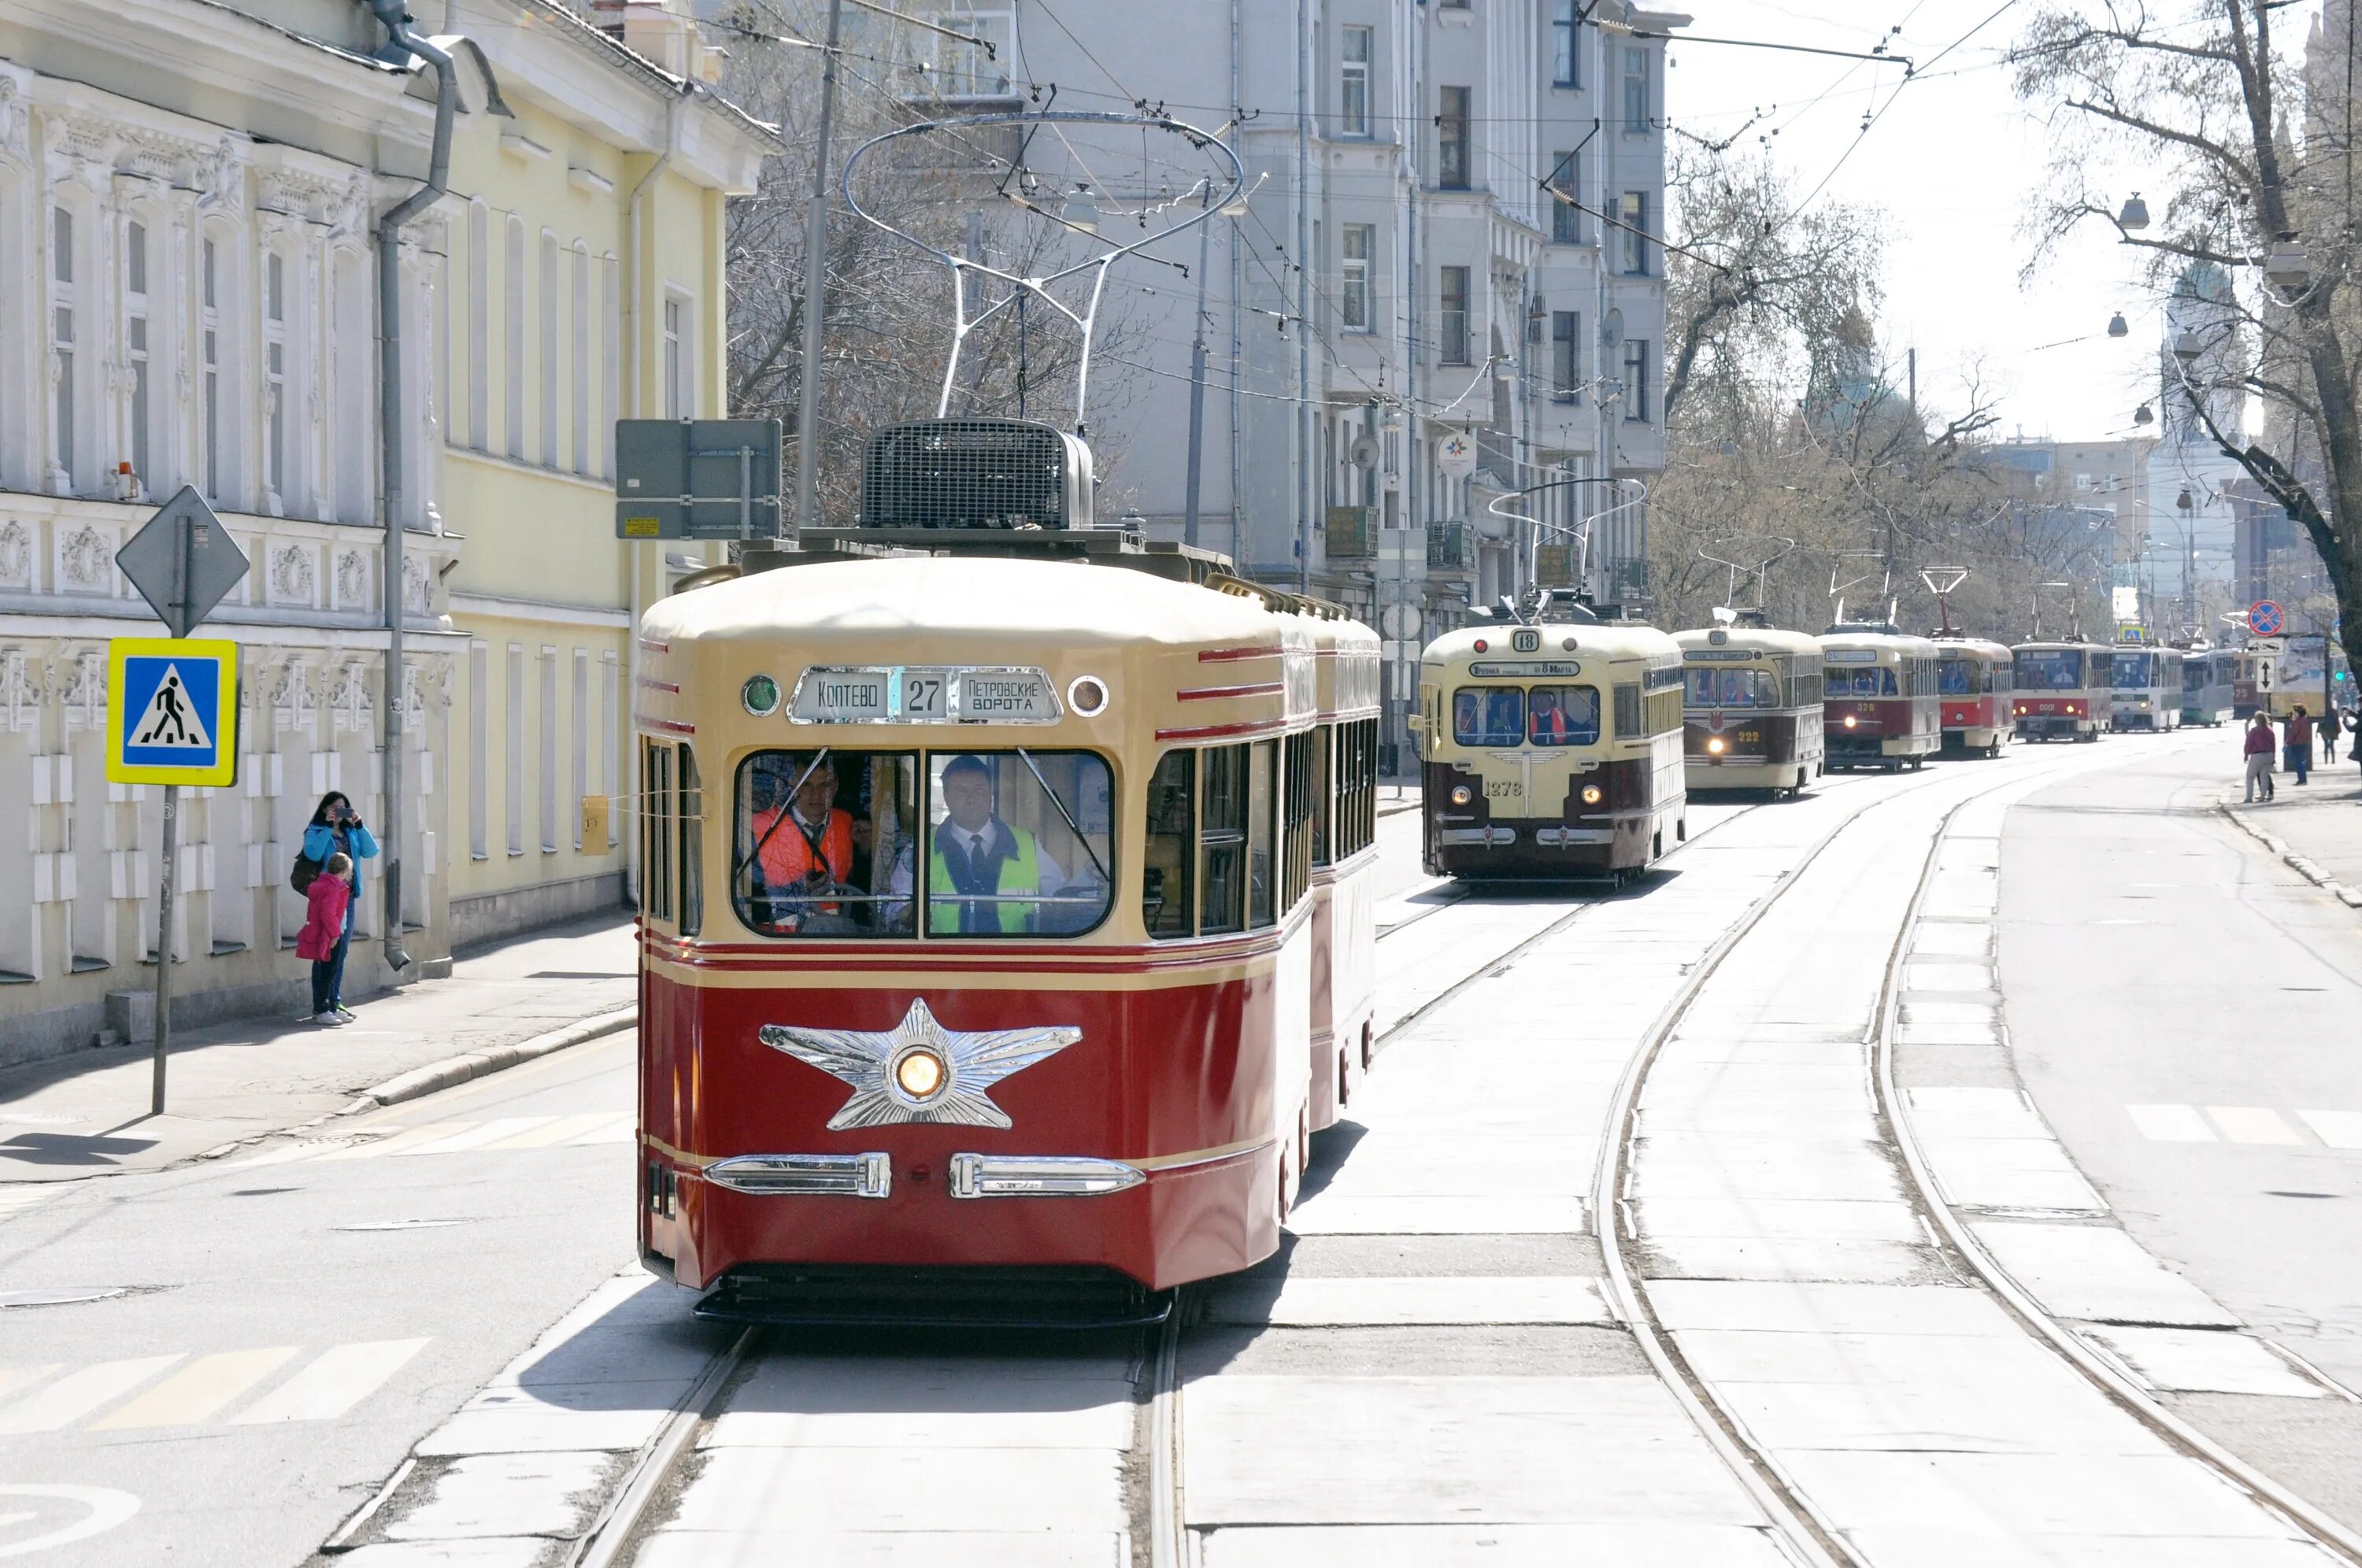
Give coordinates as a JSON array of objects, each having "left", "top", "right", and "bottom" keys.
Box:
[
  {"left": 622, "top": 90, "right": 684, "bottom": 904},
  {"left": 365, "top": 2, "right": 463, "bottom": 978}
]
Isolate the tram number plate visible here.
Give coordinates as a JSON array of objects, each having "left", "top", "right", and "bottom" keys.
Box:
[
  {"left": 1484, "top": 779, "right": 1522, "bottom": 800},
  {"left": 901, "top": 671, "right": 950, "bottom": 719},
  {"left": 791, "top": 666, "right": 1062, "bottom": 725}
]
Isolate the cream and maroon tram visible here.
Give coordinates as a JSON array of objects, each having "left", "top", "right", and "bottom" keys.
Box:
[
  {"left": 2109, "top": 645, "right": 2184, "bottom": 732},
  {"left": 1935, "top": 637, "right": 2013, "bottom": 756},
  {"left": 1412, "top": 604, "right": 1686, "bottom": 882},
  {"left": 1299, "top": 606, "right": 1381, "bottom": 1132},
  {"left": 632, "top": 442, "right": 1377, "bottom": 1322},
  {"left": 2010, "top": 640, "right": 2108, "bottom": 741},
  {"left": 1674, "top": 621, "right": 1825, "bottom": 796},
  {"left": 1820, "top": 624, "right": 1942, "bottom": 771}
]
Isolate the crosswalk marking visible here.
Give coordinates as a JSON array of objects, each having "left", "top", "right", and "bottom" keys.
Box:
[
  {"left": 235, "top": 1112, "right": 635, "bottom": 1168},
  {"left": 0, "top": 1366, "right": 61, "bottom": 1404},
  {"left": 2298, "top": 1110, "right": 2362, "bottom": 1150},
  {"left": 230, "top": 1339, "right": 429, "bottom": 1424},
  {"left": 480, "top": 1111, "right": 621, "bottom": 1150},
  {"left": 317, "top": 1121, "right": 476, "bottom": 1161},
  {"left": 87, "top": 1348, "right": 299, "bottom": 1430},
  {"left": 398, "top": 1117, "right": 556, "bottom": 1156},
  {"left": 0, "top": 1356, "right": 184, "bottom": 1434},
  {"left": 2206, "top": 1107, "right": 2304, "bottom": 1146},
  {"left": 2127, "top": 1104, "right": 2216, "bottom": 1142},
  {"left": 2127, "top": 1104, "right": 2360, "bottom": 1148}
]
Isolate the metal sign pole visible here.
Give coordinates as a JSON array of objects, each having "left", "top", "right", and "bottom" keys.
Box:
[{"left": 151, "top": 512, "right": 193, "bottom": 1115}]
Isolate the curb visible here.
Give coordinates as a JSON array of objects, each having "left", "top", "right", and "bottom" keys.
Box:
[
  {"left": 2220, "top": 800, "right": 2362, "bottom": 908},
  {"left": 348, "top": 1005, "right": 639, "bottom": 1111}
]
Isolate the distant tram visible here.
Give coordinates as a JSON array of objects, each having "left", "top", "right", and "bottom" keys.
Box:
[
  {"left": 1414, "top": 599, "right": 1686, "bottom": 882},
  {"left": 1819, "top": 624, "right": 1942, "bottom": 771},
  {"left": 2010, "top": 641, "right": 2108, "bottom": 741},
  {"left": 1934, "top": 638, "right": 2013, "bottom": 756},
  {"left": 2109, "top": 645, "right": 2184, "bottom": 732},
  {"left": 2181, "top": 648, "right": 2234, "bottom": 727},
  {"left": 1674, "top": 620, "right": 1825, "bottom": 796}
]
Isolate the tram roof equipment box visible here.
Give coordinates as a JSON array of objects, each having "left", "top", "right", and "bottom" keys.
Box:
[{"left": 861, "top": 419, "right": 1094, "bottom": 531}]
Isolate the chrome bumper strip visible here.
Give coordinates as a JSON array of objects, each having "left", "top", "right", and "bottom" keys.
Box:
[
  {"left": 706, "top": 1152, "right": 892, "bottom": 1198},
  {"left": 949, "top": 1153, "right": 1147, "bottom": 1198},
  {"left": 1535, "top": 827, "right": 1614, "bottom": 845},
  {"left": 1439, "top": 827, "right": 1518, "bottom": 846}
]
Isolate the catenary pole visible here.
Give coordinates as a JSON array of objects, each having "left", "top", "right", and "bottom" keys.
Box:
[
  {"left": 1184, "top": 184, "right": 1212, "bottom": 550},
  {"left": 792, "top": 0, "right": 846, "bottom": 537}
]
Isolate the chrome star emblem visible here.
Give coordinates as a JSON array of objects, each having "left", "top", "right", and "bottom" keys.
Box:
[{"left": 757, "top": 998, "right": 1082, "bottom": 1130}]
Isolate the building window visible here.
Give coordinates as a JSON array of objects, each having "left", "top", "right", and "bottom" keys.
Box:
[
  {"left": 1553, "top": 0, "right": 1580, "bottom": 87},
  {"left": 506, "top": 643, "right": 526, "bottom": 856},
  {"left": 1623, "top": 338, "right": 1651, "bottom": 423},
  {"left": 1341, "top": 224, "right": 1373, "bottom": 331},
  {"left": 126, "top": 221, "right": 151, "bottom": 494},
  {"left": 539, "top": 232, "right": 559, "bottom": 468},
  {"left": 1549, "top": 153, "right": 1581, "bottom": 244},
  {"left": 572, "top": 648, "right": 590, "bottom": 849},
  {"left": 1438, "top": 265, "right": 1470, "bottom": 365},
  {"left": 1340, "top": 26, "right": 1372, "bottom": 137},
  {"left": 202, "top": 237, "right": 220, "bottom": 501},
  {"left": 922, "top": 8, "right": 1013, "bottom": 95},
  {"left": 51, "top": 207, "right": 73, "bottom": 486},
  {"left": 540, "top": 646, "right": 558, "bottom": 853},
  {"left": 572, "top": 245, "right": 591, "bottom": 475},
  {"left": 601, "top": 651, "right": 620, "bottom": 845},
  {"left": 664, "top": 294, "right": 690, "bottom": 420},
  {"left": 505, "top": 215, "right": 526, "bottom": 460},
  {"left": 1553, "top": 311, "right": 1581, "bottom": 401},
  {"left": 1623, "top": 46, "right": 1650, "bottom": 131},
  {"left": 1438, "top": 86, "right": 1471, "bottom": 190},
  {"left": 467, "top": 202, "right": 490, "bottom": 450},
  {"left": 265, "top": 252, "right": 287, "bottom": 503},
  {"left": 468, "top": 641, "right": 490, "bottom": 860},
  {"left": 1620, "top": 191, "right": 1650, "bottom": 275}
]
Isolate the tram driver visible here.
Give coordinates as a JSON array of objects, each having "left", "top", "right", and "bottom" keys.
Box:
[
  {"left": 887, "top": 754, "right": 1083, "bottom": 934},
  {"left": 747, "top": 757, "right": 857, "bottom": 931}
]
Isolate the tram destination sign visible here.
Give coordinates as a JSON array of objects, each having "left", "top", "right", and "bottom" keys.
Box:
[
  {"left": 1468, "top": 660, "right": 1582, "bottom": 678},
  {"left": 789, "top": 665, "right": 1063, "bottom": 725}
]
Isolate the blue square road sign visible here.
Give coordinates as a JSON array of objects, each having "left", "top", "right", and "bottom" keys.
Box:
[{"left": 106, "top": 638, "right": 239, "bottom": 787}]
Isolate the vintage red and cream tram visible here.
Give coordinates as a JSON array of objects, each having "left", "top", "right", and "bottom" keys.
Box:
[
  {"left": 1819, "top": 624, "right": 1942, "bottom": 771},
  {"left": 1412, "top": 600, "right": 1687, "bottom": 882},
  {"left": 2109, "top": 645, "right": 2185, "bottom": 732},
  {"left": 631, "top": 429, "right": 1379, "bottom": 1322},
  {"left": 2182, "top": 647, "right": 2235, "bottom": 727},
  {"left": 1934, "top": 638, "right": 2013, "bottom": 756},
  {"left": 1674, "top": 620, "right": 1825, "bottom": 796},
  {"left": 2010, "top": 640, "right": 2108, "bottom": 741}
]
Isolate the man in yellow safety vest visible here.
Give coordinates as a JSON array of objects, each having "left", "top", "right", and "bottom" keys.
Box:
[{"left": 905, "top": 754, "right": 1072, "bottom": 934}]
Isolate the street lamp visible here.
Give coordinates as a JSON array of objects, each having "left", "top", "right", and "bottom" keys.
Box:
[
  {"left": 2108, "top": 312, "right": 2129, "bottom": 338},
  {"left": 2118, "top": 193, "right": 2151, "bottom": 231},
  {"left": 2174, "top": 331, "right": 2204, "bottom": 366},
  {"left": 2134, "top": 403, "right": 2154, "bottom": 425},
  {"left": 2265, "top": 238, "right": 2312, "bottom": 294}
]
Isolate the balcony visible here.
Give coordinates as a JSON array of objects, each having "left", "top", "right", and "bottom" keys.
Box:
[
  {"left": 1326, "top": 506, "right": 1376, "bottom": 561},
  {"left": 1428, "top": 522, "right": 1473, "bottom": 572}
]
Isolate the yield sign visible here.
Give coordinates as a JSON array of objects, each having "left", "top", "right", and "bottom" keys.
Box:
[
  {"left": 115, "top": 486, "right": 248, "bottom": 638},
  {"left": 2249, "top": 600, "right": 2284, "bottom": 638}
]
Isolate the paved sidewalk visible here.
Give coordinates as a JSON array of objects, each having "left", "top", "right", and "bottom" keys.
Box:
[
  {"left": 2232, "top": 759, "right": 2362, "bottom": 891},
  {"left": 1378, "top": 782, "right": 1419, "bottom": 816},
  {"left": 0, "top": 914, "right": 635, "bottom": 1185}
]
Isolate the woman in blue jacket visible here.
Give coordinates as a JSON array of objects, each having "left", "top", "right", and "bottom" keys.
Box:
[{"left": 300, "top": 791, "right": 379, "bottom": 1022}]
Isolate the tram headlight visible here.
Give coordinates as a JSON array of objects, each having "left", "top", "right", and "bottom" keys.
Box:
[
  {"left": 1450, "top": 785, "right": 1472, "bottom": 805},
  {"left": 1705, "top": 737, "right": 1726, "bottom": 756},
  {"left": 742, "top": 674, "right": 781, "bottom": 716},
  {"left": 894, "top": 1048, "right": 948, "bottom": 1102},
  {"left": 1843, "top": 714, "right": 1859, "bottom": 729},
  {"left": 1580, "top": 784, "right": 1603, "bottom": 806}
]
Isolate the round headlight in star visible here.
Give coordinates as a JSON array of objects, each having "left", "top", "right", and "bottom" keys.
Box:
[{"left": 894, "top": 1048, "right": 947, "bottom": 1101}]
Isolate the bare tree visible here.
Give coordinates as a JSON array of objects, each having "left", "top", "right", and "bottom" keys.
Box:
[{"left": 2015, "top": 0, "right": 2362, "bottom": 679}]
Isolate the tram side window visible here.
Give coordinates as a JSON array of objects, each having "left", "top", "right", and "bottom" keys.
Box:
[
  {"left": 678, "top": 744, "right": 702, "bottom": 939},
  {"left": 1201, "top": 745, "right": 1248, "bottom": 934},
  {"left": 1453, "top": 686, "right": 1524, "bottom": 747},
  {"left": 733, "top": 751, "right": 918, "bottom": 937},
  {"left": 640, "top": 740, "right": 673, "bottom": 924},
  {"left": 1248, "top": 738, "right": 1277, "bottom": 929},
  {"left": 1311, "top": 724, "right": 1334, "bottom": 868},
  {"left": 1643, "top": 662, "right": 1684, "bottom": 734},
  {"left": 1527, "top": 685, "right": 1601, "bottom": 745},
  {"left": 1614, "top": 683, "right": 1640, "bottom": 738},
  {"left": 1792, "top": 661, "right": 1823, "bottom": 706},
  {"left": 1283, "top": 730, "right": 1315, "bottom": 911},
  {"left": 1144, "top": 750, "right": 1195, "bottom": 938},
  {"left": 1331, "top": 718, "right": 1377, "bottom": 860},
  {"left": 916, "top": 751, "right": 1114, "bottom": 937}
]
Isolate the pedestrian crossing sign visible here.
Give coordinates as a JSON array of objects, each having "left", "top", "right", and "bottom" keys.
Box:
[{"left": 107, "top": 638, "right": 238, "bottom": 786}]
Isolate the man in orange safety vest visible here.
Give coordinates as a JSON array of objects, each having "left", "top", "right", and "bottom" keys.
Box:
[{"left": 750, "top": 757, "right": 853, "bottom": 923}]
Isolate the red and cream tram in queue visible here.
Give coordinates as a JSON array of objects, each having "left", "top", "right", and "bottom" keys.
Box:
[
  {"left": 2109, "top": 644, "right": 2184, "bottom": 732},
  {"left": 2010, "top": 640, "right": 2108, "bottom": 741},
  {"left": 1935, "top": 638, "right": 2013, "bottom": 756},
  {"left": 1298, "top": 605, "right": 1382, "bottom": 1133},
  {"left": 633, "top": 532, "right": 1379, "bottom": 1322},
  {"left": 1675, "top": 620, "right": 1826, "bottom": 796},
  {"left": 1819, "top": 624, "right": 1942, "bottom": 771},
  {"left": 1412, "top": 601, "right": 1687, "bottom": 882},
  {"left": 2182, "top": 646, "right": 2235, "bottom": 727}
]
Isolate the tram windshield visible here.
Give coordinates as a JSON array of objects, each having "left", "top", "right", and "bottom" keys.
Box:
[
  {"left": 732, "top": 749, "right": 1113, "bottom": 938},
  {"left": 1685, "top": 668, "right": 1781, "bottom": 708},
  {"left": 1527, "top": 686, "right": 1602, "bottom": 745},
  {"left": 2112, "top": 653, "right": 2155, "bottom": 689},
  {"left": 1453, "top": 687, "right": 1528, "bottom": 747},
  {"left": 1938, "top": 656, "right": 1983, "bottom": 696},
  {"left": 1824, "top": 666, "right": 1897, "bottom": 697},
  {"left": 2015, "top": 650, "right": 2086, "bottom": 690},
  {"left": 2184, "top": 657, "right": 2212, "bottom": 693}
]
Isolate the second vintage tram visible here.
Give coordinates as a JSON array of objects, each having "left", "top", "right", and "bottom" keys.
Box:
[
  {"left": 1413, "top": 598, "right": 1687, "bottom": 882},
  {"left": 1935, "top": 637, "right": 2014, "bottom": 757},
  {"left": 631, "top": 420, "right": 1381, "bottom": 1321},
  {"left": 2010, "top": 640, "right": 2109, "bottom": 741},
  {"left": 2109, "top": 645, "right": 2185, "bottom": 732},
  {"left": 1675, "top": 619, "right": 1826, "bottom": 796},
  {"left": 2182, "top": 647, "right": 2235, "bottom": 727},
  {"left": 1820, "top": 623, "right": 1942, "bottom": 771}
]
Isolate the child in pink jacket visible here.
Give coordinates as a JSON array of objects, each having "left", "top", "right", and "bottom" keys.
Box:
[{"left": 298, "top": 852, "right": 354, "bottom": 1025}]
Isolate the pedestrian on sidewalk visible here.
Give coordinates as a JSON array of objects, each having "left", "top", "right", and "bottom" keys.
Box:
[
  {"left": 2244, "top": 712, "right": 2278, "bottom": 802},
  {"left": 301, "top": 791, "right": 379, "bottom": 1022},
  {"left": 2323, "top": 706, "right": 2343, "bottom": 765},
  {"left": 2287, "top": 705, "right": 2316, "bottom": 786},
  {"left": 297, "top": 852, "right": 354, "bottom": 1025}
]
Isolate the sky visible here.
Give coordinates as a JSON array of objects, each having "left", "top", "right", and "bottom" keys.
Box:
[{"left": 1664, "top": 0, "right": 2268, "bottom": 446}]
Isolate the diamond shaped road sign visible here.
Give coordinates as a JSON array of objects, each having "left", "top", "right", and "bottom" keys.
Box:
[{"left": 115, "top": 486, "right": 250, "bottom": 638}]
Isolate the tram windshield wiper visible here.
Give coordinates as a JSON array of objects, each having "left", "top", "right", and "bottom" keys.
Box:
[{"left": 1015, "top": 748, "right": 1113, "bottom": 887}]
